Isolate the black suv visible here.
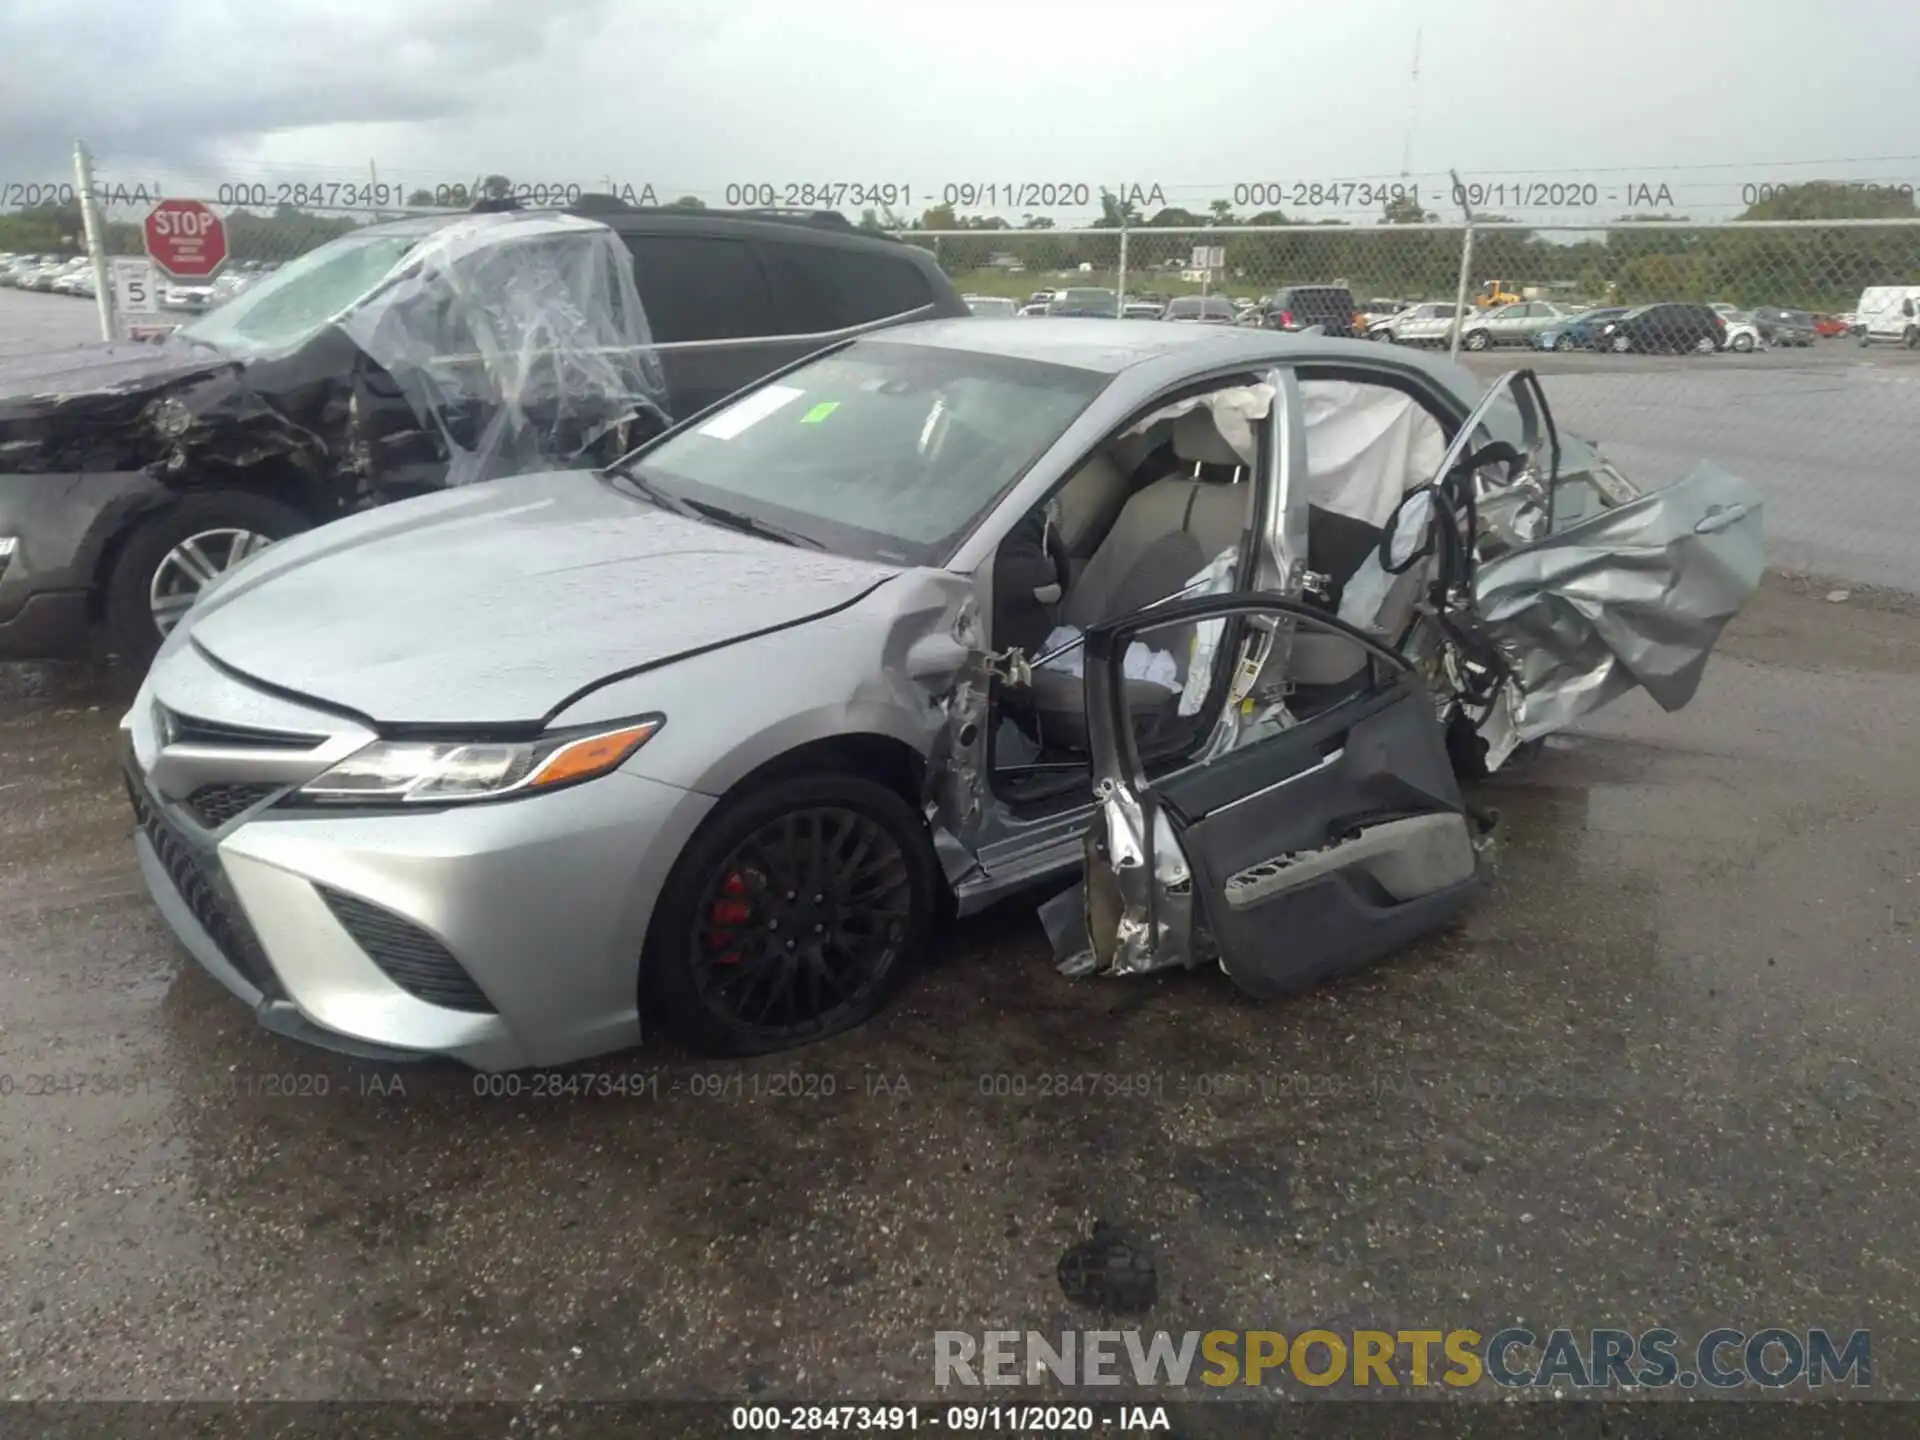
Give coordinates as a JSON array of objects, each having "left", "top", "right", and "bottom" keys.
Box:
[
  {"left": 0, "top": 207, "right": 965, "bottom": 664},
  {"left": 1596, "top": 303, "right": 1725, "bottom": 354},
  {"left": 1259, "top": 285, "right": 1359, "bottom": 338}
]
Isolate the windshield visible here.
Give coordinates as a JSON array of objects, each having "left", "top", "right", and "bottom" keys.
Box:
[
  {"left": 178, "top": 230, "right": 426, "bottom": 354},
  {"left": 1057, "top": 289, "right": 1115, "bottom": 307},
  {"left": 619, "top": 340, "right": 1107, "bottom": 565}
]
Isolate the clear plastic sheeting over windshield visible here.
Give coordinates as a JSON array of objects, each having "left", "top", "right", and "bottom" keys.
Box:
[
  {"left": 339, "top": 213, "right": 669, "bottom": 487},
  {"left": 177, "top": 231, "right": 426, "bottom": 355}
]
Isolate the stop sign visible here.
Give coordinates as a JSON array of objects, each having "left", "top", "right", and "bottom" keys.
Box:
[{"left": 144, "top": 199, "right": 228, "bottom": 281}]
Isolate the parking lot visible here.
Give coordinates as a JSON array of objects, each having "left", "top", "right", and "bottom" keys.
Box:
[{"left": 4, "top": 285, "right": 1920, "bottom": 1402}]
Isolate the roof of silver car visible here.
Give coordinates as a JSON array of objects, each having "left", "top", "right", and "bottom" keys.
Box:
[{"left": 864, "top": 316, "right": 1470, "bottom": 383}]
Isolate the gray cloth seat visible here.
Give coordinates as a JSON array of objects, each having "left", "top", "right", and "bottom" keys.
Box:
[{"left": 1027, "top": 409, "right": 1252, "bottom": 752}]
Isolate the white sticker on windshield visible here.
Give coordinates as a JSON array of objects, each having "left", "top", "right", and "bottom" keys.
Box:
[{"left": 697, "top": 384, "right": 806, "bottom": 440}]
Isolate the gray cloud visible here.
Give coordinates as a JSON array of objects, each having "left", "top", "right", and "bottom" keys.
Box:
[
  {"left": 0, "top": 0, "right": 622, "bottom": 180},
  {"left": 5, "top": 0, "right": 1918, "bottom": 221}
]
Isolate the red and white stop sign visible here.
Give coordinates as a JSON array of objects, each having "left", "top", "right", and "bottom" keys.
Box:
[{"left": 144, "top": 199, "right": 228, "bottom": 281}]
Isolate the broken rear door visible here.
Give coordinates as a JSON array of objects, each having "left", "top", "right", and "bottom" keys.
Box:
[{"left": 1080, "top": 593, "right": 1484, "bottom": 997}]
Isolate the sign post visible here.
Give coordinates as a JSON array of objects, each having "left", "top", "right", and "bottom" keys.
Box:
[{"left": 143, "top": 199, "right": 228, "bottom": 282}]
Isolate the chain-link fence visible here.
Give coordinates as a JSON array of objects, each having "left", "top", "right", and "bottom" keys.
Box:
[{"left": 4, "top": 146, "right": 1919, "bottom": 587}]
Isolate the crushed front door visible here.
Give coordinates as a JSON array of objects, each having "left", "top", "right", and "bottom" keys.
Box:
[
  {"left": 1075, "top": 593, "right": 1484, "bottom": 996},
  {"left": 1401, "top": 368, "right": 1766, "bottom": 757}
]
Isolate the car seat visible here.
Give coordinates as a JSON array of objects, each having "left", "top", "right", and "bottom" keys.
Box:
[{"left": 1026, "top": 409, "right": 1252, "bottom": 752}]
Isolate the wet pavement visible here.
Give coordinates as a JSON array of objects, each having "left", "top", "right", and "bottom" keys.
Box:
[{"left": 2, "top": 574, "right": 1916, "bottom": 1401}]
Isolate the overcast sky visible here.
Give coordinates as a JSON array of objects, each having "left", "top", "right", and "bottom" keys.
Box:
[{"left": 5, "top": 0, "right": 1918, "bottom": 222}]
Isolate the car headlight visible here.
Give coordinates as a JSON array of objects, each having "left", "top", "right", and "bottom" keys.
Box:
[{"left": 296, "top": 718, "right": 663, "bottom": 805}]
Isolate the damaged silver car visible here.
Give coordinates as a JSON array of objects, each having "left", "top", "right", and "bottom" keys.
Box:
[{"left": 120, "top": 320, "right": 1763, "bottom": 1066}]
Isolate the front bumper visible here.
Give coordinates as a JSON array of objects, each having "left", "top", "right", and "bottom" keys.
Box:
[{"left": 123, "top": 654, "right": 715, "bottom": 1070}]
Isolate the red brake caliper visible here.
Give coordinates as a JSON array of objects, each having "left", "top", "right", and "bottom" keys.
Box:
[{"left": 708, "top": 871, "right": 751, "bottom": 965}]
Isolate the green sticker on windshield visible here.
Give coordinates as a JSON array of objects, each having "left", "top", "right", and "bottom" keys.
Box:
[{"left": 799, "top": 401, "right": 840, "bottom": 424}]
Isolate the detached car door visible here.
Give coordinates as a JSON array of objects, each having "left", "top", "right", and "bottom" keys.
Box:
[{"left": 1074, "top": 593, "right": 1483, "bottom": 996}]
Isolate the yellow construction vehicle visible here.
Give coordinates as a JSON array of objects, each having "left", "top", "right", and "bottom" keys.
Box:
[{"left": 1474, "top": 279, "right": 1522, "bottom": 307}]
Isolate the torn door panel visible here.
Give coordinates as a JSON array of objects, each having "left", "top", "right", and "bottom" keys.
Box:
[{"left": 1471, "top": 462, "right": 1765, "bottom": 740}]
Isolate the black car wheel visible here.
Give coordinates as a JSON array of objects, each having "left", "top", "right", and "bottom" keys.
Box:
[
  {"left": 1693, "top": 335, "right": 1719, "bottom": 354},
  {"left": 644, "top": 773, "right": 938, "bottom": 1055},
  {"left": 1610, "top": 333, "right": 1633, "bottom": 353},
  {"left": 102, "top": 489, "right": 310, "bottom": 667},
  {"left": 1906, "top": 328, "right": 1919, "bottom": 351},
  {"left": 1553, "top": 334, "right": 1576, "bottom": 352}
]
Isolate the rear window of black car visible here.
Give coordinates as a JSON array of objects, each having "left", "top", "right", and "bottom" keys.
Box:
[
  {"left": 760, "top": 242, "right": 937, "bottom": 335},
  {"left": 624, "top": 233, "right": 777, "bottom": 343}
]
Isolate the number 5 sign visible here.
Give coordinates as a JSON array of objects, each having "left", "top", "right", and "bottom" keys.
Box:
[{"left": 110, "top": 256, "right": 170, "bottom": 340}]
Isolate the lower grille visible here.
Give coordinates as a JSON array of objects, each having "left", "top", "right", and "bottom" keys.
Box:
[
  {"left": 187, "top": 782, "right": 281, "bottom": 830},
  {"left": 317, "top": 887, "right": 497, "bottom": 1014},
  {"left": 125, "top": 769, "right": 285, "bottom": 1000}
]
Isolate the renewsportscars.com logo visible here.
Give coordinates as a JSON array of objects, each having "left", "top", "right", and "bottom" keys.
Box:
[{"left": 934, "top": 1327, "right": 1872, "bottom": 1391}]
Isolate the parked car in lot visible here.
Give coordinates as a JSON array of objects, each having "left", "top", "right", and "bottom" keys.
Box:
[
  {"left": 0, "top": 207, "right": 966, "bottom": 665},
  {"left": 1357, "top": 297, "right": 1413, "bottom": 327},
  {"left": 1458, "top": 301, "right": 1585, "bottom": 351},
  {"left": 963, "top": 295, "right": 1019, "bottom": 318},
  {"left": 1853, "top": 286, "right": 1920, "bottom": 348},
  {"left": 1047, "top": 287, "right": 1120, "bottom": 318},
  {"left": 119, "top": 319, "right": 1763, "bottom": 1067},
  {"left": 1531, "top": 306, "right": 1629, "bottom": 351},
  {"left": 1749, "top": 307, "right": 1817, "bottom": 346},
  {"left": 1161, "top": 294, "right": 1238, "bottom": 324},
  {"left": 1121, "top": 299, "right": 1166, "bottom": 320},
  {"left": 1719, "top": 313, "right": 1767, "bottom": 353},
  {"left": 1368, "top": 301, "right": 1460, "bottom": 346},
  {"left": 1812, "top": 313, "right": 1849, "bottom": 339},
  {"left": 160, "top": 280, "right": 218, "bottom": 312},
  {"left": 53, "top": 268, "right": 97, "bottom": 297},
  {"left": 1258, "top": 285, "right": 1359, "bottom": 337},
  {"left": 1597, "top": 303, "right": 1726, "bottom": 354}
]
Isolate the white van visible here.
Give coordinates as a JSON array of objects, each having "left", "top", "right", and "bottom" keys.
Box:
[{"left": 1853, "top": 285, "right": 1920, "bottom": 347}]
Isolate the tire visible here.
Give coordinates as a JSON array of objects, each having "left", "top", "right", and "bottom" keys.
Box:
[
  {"left": 1610, "top": 333, "right": 1633, "bottom": 353},
  {"left": 1553, "top": 334, "right": 1576, "bottom": 352},
  {"left": 1731, "top": 333, "right": 1755, "bottom": 353},
  {"left": 1693, "top": 335, "right": 1719, "bottom": 354},
  {"left": 102, "top": 489, "right": 310, "bottom": 667},
  {"left": 641, "top": 772, "right": 939, "bottom": 1056},
  {"left": 1463, "top": 329, "right": 1491, "bottom": 352},
  {"left": 1906, "top": 328, "right": 1919, "bottom": 351}
]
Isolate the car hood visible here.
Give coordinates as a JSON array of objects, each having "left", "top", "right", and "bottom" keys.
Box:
[
  {"left": 0, "top": 341, "right": 233, "bottom": 418},
  {"left": 0, "top": 340, "right": 241, "bottom": 474},
  {"left": 180, "top": 468, "right": 900, "bottom": 726}
]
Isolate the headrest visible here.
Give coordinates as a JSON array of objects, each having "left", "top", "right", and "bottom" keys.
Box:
[{"left": 1173, "top": 408, "right": 1246, "bottom": 469}]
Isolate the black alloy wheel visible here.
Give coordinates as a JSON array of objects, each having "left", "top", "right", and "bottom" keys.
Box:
[{"left": 645, "top": 774, "right": 936, "bottom": 1054}]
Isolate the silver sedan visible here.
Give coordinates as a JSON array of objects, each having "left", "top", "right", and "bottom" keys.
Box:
[
  {"left": 123, "top": 321, "right": 1763, "bottom": 1068},
  {"left": 1459, "top": 301, "right": 1586, "bottom": 351}
]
